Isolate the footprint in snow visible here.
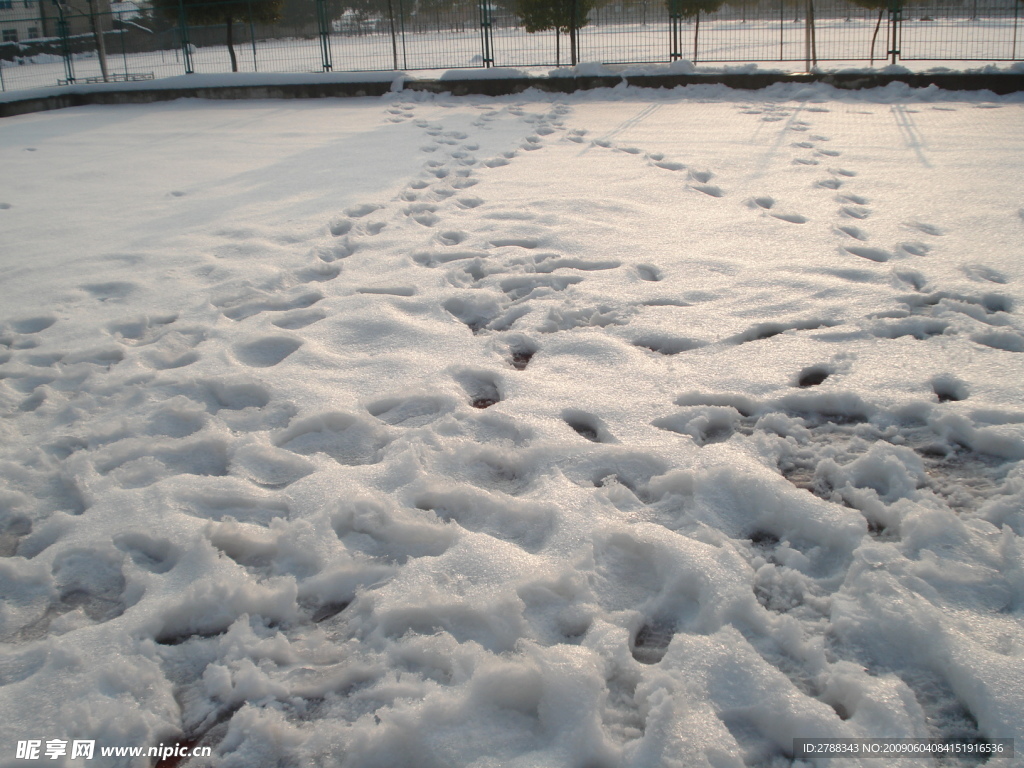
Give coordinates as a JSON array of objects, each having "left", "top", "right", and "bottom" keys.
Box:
[
  {"left": 796, "top": 365, "right": 831, "bottom": 387},
  {"left": 457, "top": 370, "right": 502, "bottom": 409},
  {"left": 905, "top": 221, "right": 944, "bottom": 236},
  {"left": 840, "top": 205, "right": 871, "bottom": 220},
  {"left": 357, "top": 286, "right": 415, "bottom": 297},
  {"left": 231, "top": 444, "right": 315, "bottom": 490},
  {"left": 114, "top": 532, "right": 180, "bottom": 574},
  {"left": 633, "top": 335, "right": 706, "bottom": 354},
  {"left": 438, "top": 230, "right": 468, "bottom": 246},
  {"left": 973, "top": 331, "right": 1024, "bottom": 353},
  {"left": 844, "top": 246, "right": 892, "bottom": 263},
  {"left": 771, "top": 212, "right": 808, "bottom": 224},
  {"left": 51, "top": 548, "right": 127, "bottom": 624},
  {"left": 63, "top": 345, "right": 125, "bottom": 366},
  {"left": 233, "top": 336, "right": 302, "bottom": 367},
  {"left": 414, "top": 486, "right": 551, "bottom": 552},
  {"left": 632, "top": 620, "right": 676, "bottom": 664},
  {"left": 508, "top": 343, "right": 536, "bottom": 370},
  {"left": 346, "top": 203, "right": 383, "bottom": 218},
  {"left": 368, "top": 395, "right": 448, "bottom": 427},
  {"left": 271, "top": 308, "right": 326, "bottom": 330},
  {"left": 963, "top": 264, "right": 1007, "bottom": 284},
  {"left": 296, "top": 261, "right": 341, "bottom": 284},
  {"left": 218, "top": 290, "right": 323, "bottom": 322},
  {"left": 900, "top": 242, "right": 930, "bottom": 257},
  {"left": 9, "top": 316, "right": 57, "bottom": 334},
  {"left": 490, "top": 237, "right": 539, "bottom": 249},
  {"left": 836, "top": 225, "right": 868, "bottom": 241},
  {"left": 329, "top": 219, "right": 352, "bottom": 237},
  {"left": 565, "top": 411, "right": 610, "bottom": 442},
  {"left": 691, "top": 184, "right": 724, "bottom": 198},
  {"left": 636, "top": 264, "right": 663, "bottom": 282},
  {"left": 142, "top": 344, "right": 200, "bottom": 371},
  {"left": 931, "top": 374, "right": 968, "bottom": 403},
  {"left": 82, "top": 281, "right": 136, "bottom": 301},
  {"left": 275, "top": 412, "right": 391, "bottom": 465}
]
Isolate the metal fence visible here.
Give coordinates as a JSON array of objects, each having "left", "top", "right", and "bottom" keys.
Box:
[{"left": 0, "top": 0, "right": 1020, "bottom": 92}]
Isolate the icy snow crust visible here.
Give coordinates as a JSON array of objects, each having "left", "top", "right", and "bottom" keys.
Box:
[{"left": 0, "top": 82, "right": 1022, "bottom": 767}]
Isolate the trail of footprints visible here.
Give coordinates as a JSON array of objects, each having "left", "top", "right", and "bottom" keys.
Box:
[
  {"left": 0, "top": 97, "right": 581, "bottom": 654},
  {"left": 1, "top": 95, "right": 1020, "bottom": 764}
]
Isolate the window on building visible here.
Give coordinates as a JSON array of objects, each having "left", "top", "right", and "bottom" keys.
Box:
[
  {"left": 2, "top": 29, "right": 17, "bottom": 43},
  {"left": 27, "top": 25, "right": 37, "bottom": 37},
  {"left": 0, "top": 1, "right": 15, "bottom": 10}
]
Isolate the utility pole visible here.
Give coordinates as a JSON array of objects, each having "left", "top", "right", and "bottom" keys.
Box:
[{"left": 86, "top": 0, "right": 110, "bottom": 81}]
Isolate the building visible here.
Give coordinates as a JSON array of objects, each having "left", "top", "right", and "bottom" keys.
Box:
[
  {"left": 1, "top": 0, "right": 113, "bottom": 44},
  {"left": 1, "top": 0, "right": 44, "bottom": 42}
]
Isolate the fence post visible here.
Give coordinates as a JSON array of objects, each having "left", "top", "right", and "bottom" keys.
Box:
[
  {"left": 57, "top": 3, "right": 76, "bottom": 83},
  {"left": 118, "top": 11, "right": 129, "bottom": 76},
  {"left": 1013, "top": 0, "right": 1018, "bottom": 60},
  {"left": 804, "top": 0, "right": 816, "bottom": 70},
  {"left": 87, "top": 0, "right": 110, "bottom": 81},
  {"left": 386, "top": 0, "right": 398, "bottom": 69},
  {"left": 397, "top": 0, "right": 408, "bottom": 69},
  {"left": 177, "top": 0, "right": 194, "bottom": 73},
  {"left": 246, "top": 0, "right": 258, "bottom": 71},
  {"left": 316, "top": 0, "right": 333, "bottom": 71},
  {"left": 478, "top": 0, "right": 494, "bottom": 67},
  {"left": 570, "top": 0, "right": 579, "bottom": 65},
  {"left": 669, "top": 0, "right": 681, "bottom": 60},
  {"left": 887, "top": 0, "right": 901, "bottom": 64},
  {"left": 779, "top": 0, "right": 784, "bottom": 60}
]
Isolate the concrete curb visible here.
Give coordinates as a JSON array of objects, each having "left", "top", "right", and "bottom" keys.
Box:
[{"left": 2, "top": 71, "right": 1022, "bottom": 118}]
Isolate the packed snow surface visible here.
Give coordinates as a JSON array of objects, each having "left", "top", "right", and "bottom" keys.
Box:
[{"left": 0, "top": 82, "right": 1023, "bottom": 767}]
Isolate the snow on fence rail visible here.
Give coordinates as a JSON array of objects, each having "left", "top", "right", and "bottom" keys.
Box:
[{"left": 0, "top": 0, "right": 1021, "bottom": 92}]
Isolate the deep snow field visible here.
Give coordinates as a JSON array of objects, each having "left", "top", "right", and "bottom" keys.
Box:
[{"left": 1, "top": 81, "right": 1023, "bottom": 768}]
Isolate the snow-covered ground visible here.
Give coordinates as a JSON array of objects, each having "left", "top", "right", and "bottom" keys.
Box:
[{"left": 1, "top": 81, "right": 1023, "bottom": 767}]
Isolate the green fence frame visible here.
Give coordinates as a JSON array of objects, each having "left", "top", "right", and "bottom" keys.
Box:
[{"left": 0, "top": 0, "right": 1021, "bottom": 92}]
